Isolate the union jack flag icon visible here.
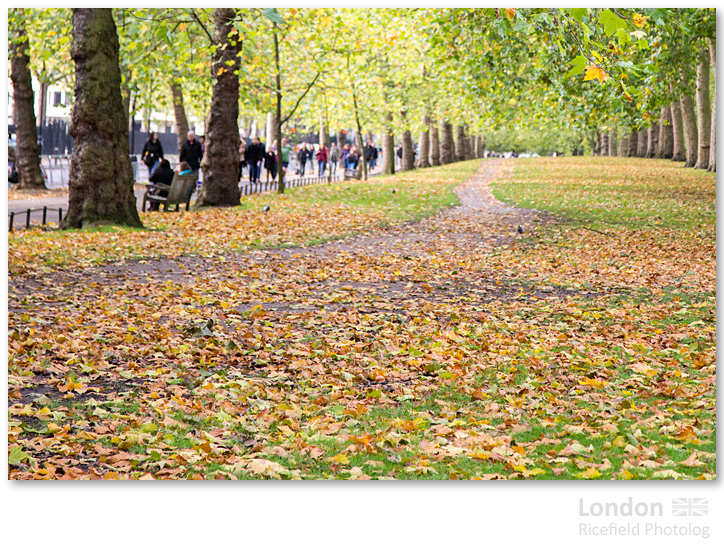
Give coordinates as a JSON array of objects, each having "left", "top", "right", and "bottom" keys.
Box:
[{"left": 672, "top": 498, "right": 708, "bottom": 516}]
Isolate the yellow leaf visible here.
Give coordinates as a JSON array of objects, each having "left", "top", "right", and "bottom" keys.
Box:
[
  {"left": 217, "top": 67, "right": 225, "bottom": 76},
  {"left": 505, "top": 8, "right": 516, "bottom": 21},
  {"left": 578, "top": 467, "right": 601, "bottom": 479},
  {"left": 327, "top": 453, "right": 350, "bottom": 465},
  {"left": 583, "top": 65, "right": 609, "bottom": 83},
  {"left": 629, "top": 362, "right": 657, "bottom": 377},
  {"left": 580, "top": 377, "right": 607, "bottom": 389},
  {"left": 632, "top": 13, "right": 649, "bottom": 27}
]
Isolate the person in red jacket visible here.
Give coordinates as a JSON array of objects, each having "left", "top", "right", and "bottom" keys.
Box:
[{"left": 316, "top": 144, "right": 329, "bottom": 176}]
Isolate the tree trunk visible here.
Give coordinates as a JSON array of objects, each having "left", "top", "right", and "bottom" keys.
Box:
[
  {"left": 171, "top": 81, "right": 189, "bottom": 154},
  {"left": 37, "top": 80, "right": 48, "bottom": 131},
  {"left": 319, "top": 114, "right": 327, "bottom": 147},
  {"left": 670, "top": 99, "right": 686, "bottom": 162},
  {"left": 63, "top": 8, "right": 140, "bottom": 228},
  {"left": 265, "top": 112, "right": 276, "bottom": 148},
  {"left": 429, "top": 122, "right": 440, "bottom": 166},
  {"left": 383, "top": 112, "right": 394, "bottom": 175},
  {"left": 607, "top": 129, "right": 618, "bottom": 156},
  {"left": 636, "top": 130, "right": 647, "bottom": 157},
  {"left": 656, "top": 106, "right": 674, "bottom": 159},
  {"left": 440, "top": 120, "right": 453, "bottom": 164},
  {"left": 708, "top": 38, "right": 716, "bottom": 172},
  {"left": 417, "top": 114, "right": 430, "bottom": 168},
  {"left": 694, "top": 46, "right": 711, "bottom": 169},
  {"left": 600, "top": 132, "right": 609, "bottom": 156},
  {"left": 478, "top": 136, "right": 486, "bottom": 158},
  {"left": 400, "top": 112, "right": 414, "bottom": 171},
  {"left": 644, "top": 125, "right": 658, "bottom": 158},
  {"left": 627, "top": 129, "right": 638, "bottom": 157},
  {"left": 337, "top": 129, "right": 345, "bottom": 149},
  {"left": 455, "top": 124, "right": 466, "bottom": 161},
  {"left": 10, "top": 9, "right": 46, "bottom": 190},
  {"left": 680, "top": 95, "right": 697, "bottom": 167},
  {"left": 196, "top": 8, "right": 241, "bottom": 207}
]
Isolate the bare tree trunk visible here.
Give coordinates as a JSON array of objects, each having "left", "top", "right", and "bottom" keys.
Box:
[
  {"left": 627, "top": 129, "right": 638, "bottom": 157},
  {"left": 709, "top": 38, "right": 716, "bottom": 172},
  {"left": 608, "top": 129, "right": 618, "bottom": 156},
  {"left": 440, "top": 120, "right": 453, "bottom": 164},
  {"left": 319, "top": 114, "right": 327, "bottom": 147},
  {"left": 618, "top": 132, "right": 627, "bottom": 156},
  {"left": 600, "top": 132, "right": 609, "bottom": 156},
  {"left": 671, "top": 99, "right": 686, "bottom": 162},
  {"left": 418, "top": 114, "right": 430, "bottom": 168},
  {"left": 265, "top": 112, "right": 276, "bottom": 148},
  {"left": 171, "top": 81, "right": 189, "bottom": 154},
  {"left": 401, "top": 112, "right": 414, "bottom": 171},
  {"left": 37, "top": 81, "right": 48, "bottom": 131},
  {"left": 63, "top": 8, "right": 140, "bottom": 228},
  {"left": 656, "top": 106, "right": 674, "bottom": 159},
  {"left": 455, "top": 124, "right": 466, "bottom": 161},
  {"left": 636, "top": 130, "right": 647, "bottom": 157},
  {"left": 645, "top": 124, "right": 659, "bottom": 158},
  {"left": 10, "top": 8, "right": 46, "bottom": 190},
  {"left": 196, "top": 8, "right": 242, "bottom": 207},
  {"left": 477, "top": 136, "right": 485, "bottom": 158},
  {"left": 383, "top": 112, "right": 394, "bottom": 175},
  {"left": 680, "top": 95, "right": 698, "bottom": 167},
  {"left": 429, "top": 121, "right": 440, "bottom": 166},
  {"left": 694, "top": 46, "right": 711, "bottom": 169},
  {"left": 337, "top": 129, "right": 345, "bottom": 149}
]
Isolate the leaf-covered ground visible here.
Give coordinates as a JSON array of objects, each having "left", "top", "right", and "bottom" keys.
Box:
[{"left": 8, "top": 157, "right": 715, "bottom": 479}]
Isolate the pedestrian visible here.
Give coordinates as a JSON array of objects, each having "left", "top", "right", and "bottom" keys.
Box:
[
  {"left": 280, "top": 137, "right": 292, "bottom": 179},
  {"left": 199, "top": 135, "right": 206, "bottom": 154},
  {"left": 141, "top": 132, "right": 164, "bottom": 180},
  {"left": 297, "top": 143, "right": 309, "bottom": 176},
  {"left": 316, "top": 143, "right": 328, "bottom": 176},
  {"left": 329, "top": 143, "right": 339, "bottom": 175},
  {"left": 347, "top": 145, "right": 359, "bottom": 169},
  {"left": 265, "top": 141, "right": 278, "bottom": 183},
  {"left": 179, "top": 131, "right": 203, "bottom": 173},
  {"left": 365, "top": 141, "right": 378, "bottom": 172},
  {"left": 238, "top": 137, "right": 247, "bottom": 182},
  {"left": 148, "top": 158, "right": 175, "bottom": 211},
  {"left": 246, "top": 136, "right": 265, "bottom": 184},
  {"left": 177, "top": 161, "right": 193, "bottom": 175},
  {"left": 341, "top": 143, "right": 351, "bottom": 168}
]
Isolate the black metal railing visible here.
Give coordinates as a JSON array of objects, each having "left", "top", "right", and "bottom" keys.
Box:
[
  {"left": 9, "top": 206, "right": 63, "bottom": 232},
  {"left": 239, "top": 173, "right": 341, "bottom": 196}
]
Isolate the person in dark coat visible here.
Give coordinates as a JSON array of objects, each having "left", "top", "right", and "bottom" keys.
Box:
[
  {"left": 365, "top": 141, "right": 378, "bottom": 171},
  {"left": 142, "top": 132, "right": 164, "bottom": 180},
  {"left": 297, "top": 143, "right": 309, "bottom": 176},
  {"left": 147, "top": 159, "right": 175, "bottom": 211},
  {"left": 245, "top": 137, "right": 265, "bottom": 184},
  {"left": 264, "top": 142, "right": 278, "bottom": 183},
  {"left": 179, "top": 131, "right": 203, "bottom": 173}
]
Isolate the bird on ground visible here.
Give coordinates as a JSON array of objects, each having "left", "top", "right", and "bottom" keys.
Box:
[
  {"left": 392, "top": 189, "right": 396, "bottom": 194},
  {"left": 263, "top": 205, "right": 270, "bottom": 213},
  {"left": 517, "top": 225, "right": 524, "bottom": 234}
]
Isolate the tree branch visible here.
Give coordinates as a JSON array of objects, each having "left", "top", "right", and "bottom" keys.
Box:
[{"left": 281, "top": 71, "right": 321, "bottom": 125}]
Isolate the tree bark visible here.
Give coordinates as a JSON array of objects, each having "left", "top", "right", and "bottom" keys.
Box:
[
  {"left": 337, "top": 129, "right": 345, "bottom": 149},
  {"left": 627, "top": 129, "right": 638, "bottom": 157},
  {"left": 417, "top": 114, "right": 430, "bottom": 168},
  {"left": 319, "top": 114, "right": 327, "bottom": 147},
  {"left": 382, "top": 112, "right": 394, "bottom": 175},
  {"left": 429, "top": 122, "right": 440, "bottom": 166},
  {"left": 636, "top": 130, "right": 647, "bottom": 157},
  {"left": 265, "top": 112, "right": 276, "bottom": 148},
  {"left": 440, "top": 120, "right": 453, "bottom": 164},
  {"left": 63, "top": 8, "right": 140, "bottom": 228},
  {"left": 455, "top": 124, "right": 466, "bottom": 161},
  {"left": 608, "top": 129, "right": 618, "bottom": 156},
  {"left": 10, "top": 9, "right": 46, "bottom": 190},
  {"left": 708, "top": 38, "right": 716, "bottom": 172},
  {"left": 694, "top": 46, "right": 711, "bottom": 169},
  {"left": 171, "top": 81, "right": 189, "bottom": 154},
  {"left": 680, "top": 95, "right": 698, "bottom": 167},
  {"left": 37, "top": 80, "right": 48, "bottom": 131},
  {"left": 645, "top": 125, "right": 658, "bottom": 158},
  {"left": 600, "top": 132, "right": 609, "bottom": 156},
  {"left": 670, "top": 99, "right": 686, "bottom": 162},
  {"left": 401, "top": 112, "right": 414, "bottom": 171},
  {"left": 656, "top": 106, "right": 674, "bottom": 159},
  {"left": 196, "top": 8, "right": 241, "bottom": 207}
]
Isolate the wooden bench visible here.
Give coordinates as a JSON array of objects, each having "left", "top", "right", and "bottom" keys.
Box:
[
  {"left": 343, "top": 167, "right": 359, "bottom": 181},
  {"left": 142, "top": 173, "right": 197, "bottom": 212}
]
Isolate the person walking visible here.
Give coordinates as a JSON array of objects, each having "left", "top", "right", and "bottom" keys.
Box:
[
  {"left": 329, "top": 143, "right": 339, "bottom": 175},
  {"left": 280, "top": 137, "right": 292, "bottom": 179},
  {"left": 316, "top": 144, "right": 328, "bottom": 177},
  {"left": 341, "top": 143, "right": 351, "bottom": 168},
  {"left": 238, "top": 137, "right": 247, "bottom": 182},
  {"left": 179, "top": 131, "right": 203, "bottom": 173},
  {"left": 297, "top": 143, "right": 309, "bottom": 176},
  {"left": 246, "top": 136, "right": 265, "bottom": 184},
  {"left": 264, "top": 141, "right": 278, "bottom": 183},
  {"left": 141, "top": 132, "right": 164, "bottom": 180},
  {"left": 365, "top": 141, "right": 378, "bottom": 172}
]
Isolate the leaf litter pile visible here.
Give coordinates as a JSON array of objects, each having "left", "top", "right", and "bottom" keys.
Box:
[{"left": 8, "top": 157, "right": 715, "bottom": 479}]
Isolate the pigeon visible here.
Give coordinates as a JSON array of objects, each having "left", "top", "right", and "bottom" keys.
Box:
[
  {"left": 392, "top": 189, "right": 396, "bottom": 194},
  {"left": 517, "top": 225, "right": 524, "bottom": 234},
  {"left": 263, "top": 205, "right": 270, "bottom": 213}
]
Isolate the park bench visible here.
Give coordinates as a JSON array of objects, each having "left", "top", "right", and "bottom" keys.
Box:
[
  {"left": 343, "top": 167, "right": 359, "bottom": 181},
  {"left": 142, "top": 173, "right": 197, "bottom": 212}
]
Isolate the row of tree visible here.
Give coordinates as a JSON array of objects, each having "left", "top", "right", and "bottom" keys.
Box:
[{"left": 8, "top": 8, "right": 716, "bottom": 229}]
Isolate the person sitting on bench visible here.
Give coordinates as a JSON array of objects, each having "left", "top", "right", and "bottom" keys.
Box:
[{"left": 148, "top": 159, "right": 175, "bottom": 211}]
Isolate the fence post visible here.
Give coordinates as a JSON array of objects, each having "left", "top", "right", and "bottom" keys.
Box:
[
  {"left": 42, "top": 206, "right": 47, "bottom": 225},
  {"left": 26, "top": 209, "right": 32, "bottom": 229},
  {"left": 9, "top": 212, "right": 14, "bottom": 232},
  {"left": 59, "top": 208, "right": 62, "bottom": 226}
]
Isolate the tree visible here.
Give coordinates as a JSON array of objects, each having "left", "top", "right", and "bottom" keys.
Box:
[
  {"left": 196, "top": 8, "right": 242, "bottom": 207},
  {"left": 62, "top": 8, "right": 141, "bottom": 229},
  {"left": 708, "top": 38, "right": 716, "bottom": 172},
  {"left": 9, "top": 9, "right": 46, "bottom": 190},
  {"left": 693, "top": 47, "right": 711, "bottom": 170}
]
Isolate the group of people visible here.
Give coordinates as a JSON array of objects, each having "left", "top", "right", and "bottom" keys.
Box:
[{"left": 141, "top": 129, "right": 384, "bottom": 192}]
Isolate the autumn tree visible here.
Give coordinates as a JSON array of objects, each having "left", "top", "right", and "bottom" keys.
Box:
[{"left": 62, "top": 8, "right": 141, "bottom": 229}]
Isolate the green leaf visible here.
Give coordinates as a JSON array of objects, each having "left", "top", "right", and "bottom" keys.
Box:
[
  {"left": 566, "top": 54, "right": 588, "bottom": 77},
  {"left": 262, "top": 8, "right": 285, "bottom": 26},
  {"left": 599, "top": 9, "right": 627, "bottom": 37},
  {"left": 570, "top": 8, "right": 587, "bottom": 23},
  {"left": 9, "top": 445, "right": 29, "bottom": 465}
]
